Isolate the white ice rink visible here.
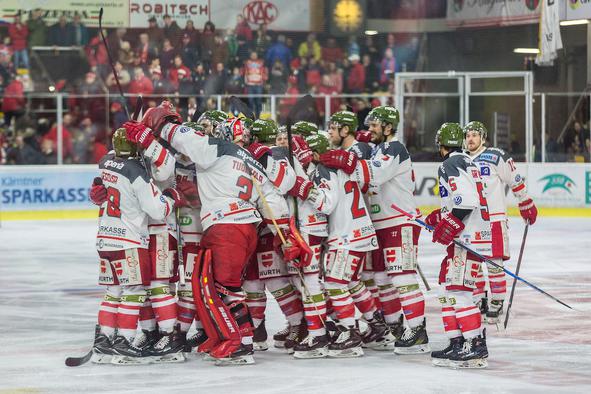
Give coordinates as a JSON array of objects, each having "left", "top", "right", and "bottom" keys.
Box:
[{"left": 0, "top": 217, "right": 590, "bottom": 394}]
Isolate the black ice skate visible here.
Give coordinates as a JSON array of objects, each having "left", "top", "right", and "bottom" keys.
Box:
[
  {"left": 111, "top": 333, "right": 152, "bottom": 365},
  {"left": 361, "top": 312, "right": 396, "bottom": 351},
  {"left": 448, "top": 332, "right": 488, "bottom": 369},
  {"left": 325, "top": 319, "right": 338, "bottom": 341},
  {"left": 185, "top": 328, "right": 207, "bottom": 353},
  {"left": 486, "top": 300, "right": 504, "bottom": 324},
  {"left": 394, "top": 318, "right": 430, "bottom": 354},
  {"left": 214, "top": 343, "right": 255, "bottom": 366},
  {"left": 146, "top": 328, "right": 186, "bottom": 363},
  {"left": 477, "top": 292, "right": 488, "bottom": 320},
  {"left": 91, "top": 326, "right": 114, "bottom": 364},
  {"left": 328, "top": 325, "right": 364, "bottom": 358},
  {"left": 387, "top": 315, "right": 405, "bottom": 341},
  {"left": 273, "top": 323, "right": 290, "bottom": 348},
  {"left": 293, "top": 334, "right": 329, "bottom": 359},
  {"left": 253, "top": 318, "right": 269, "bottom": 351},
  {"left": 284, "top": 320, "right": 308, "bottom": 354},
  {"left": 431, "top": 336, "right": 465, "bottom": 367},
  {"left": 133, "top": 330, "right": 161, "bottom": 352}
]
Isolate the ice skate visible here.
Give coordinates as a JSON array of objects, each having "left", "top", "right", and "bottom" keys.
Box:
[
  {"left": 111, "top": 334, "right": 152, "bottom": 365},
  {"left": 448, "top": 332, "right": 488, "bottom": 369},
  {"left": 146, "top": 328, "right": 186, "bottom": 363},
  {"left": 431, "top": 336, "right": 465, "bottom": 367},
  {"left": 387, "top": 315, "right": 405, "bottom": 341},
  {"left": 328, "top": 325, "right": 364, "bottom": 358},
  {"left": 293, "top": 334, "right": 329, "bottom": 359},
  {"left": 253, "top": 318, "right": 269, "bottom": 351},
  {"left": 185, "top": 329, "right": 207, "bottom": 353},
  {"left": 362, "top": 312, "right": 396, "bottom": 351},
  {"left": 213, "top": 343, "right": 255, "bottom": 366},
  {"left": 134, "top": 330, "right": 161, "bottom": 351},
  {"left": 273, "top": 323, "right": 290, "bottom": 348},
  {"left": 284, "top": 320, "right": 308, "bottom": 354},
  {"left": 91, "top": 326, "right": 114, "bottom": 364},
  {"left": 394, "top": 319, "right": 430, "bottom": 354},
  {"left": 486, "top": 300, "right": 504, "bottom": 324}
]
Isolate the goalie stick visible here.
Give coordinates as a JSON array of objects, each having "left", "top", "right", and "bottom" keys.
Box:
[{"left": 391, "top": 203, "right": 574, "bottom": 311}]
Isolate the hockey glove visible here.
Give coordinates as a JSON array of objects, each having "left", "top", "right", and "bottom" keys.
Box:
[
  {"left": 177, "top": 179, "right": 200, "bottom": 208},
  {"left": 123, "top": 121, "right": 154, "bottom": 149},
  {"left": 432, "top": 213, "right": 465, "bottom": 245},
  {"left": 425, "top": 208, "right": 442, "bottom": 227},
  {"left": 248, "top": 142, "right": 272, "bottom": 161},
  {"left": 141, "top": 100, "right": 182, "bottom": 134},
  {"left": 288, "top": 176, "right": 314, "bottom": 200},
  {"left": 292, "top": 135, "right": 313, "bottom": 167},
  {"left": 163, "top": 187, "right": 189, "bottom": 208},
  {"left": 356, "top": 130, "right": 372, "bottom": 143},
  {"left": 518, "top": 198, "right": 537, "bottom": 225},
  {"left": 273, "top": 225, "right": 301, "bottom": 263},
  {"left": 319, "top": 150, "right": 358, "bottom": 175},
  {"left": 89, "top": 177, "right": 107, "bottom": 206}
]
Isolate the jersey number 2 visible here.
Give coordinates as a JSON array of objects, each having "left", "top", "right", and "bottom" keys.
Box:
[{"left": 345, "top": 181, "right": 366, "bottom": 219}]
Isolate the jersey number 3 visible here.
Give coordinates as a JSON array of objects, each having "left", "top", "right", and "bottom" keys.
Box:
[{"left": 344, "top": 181, "right": 366, "bottom": 219}]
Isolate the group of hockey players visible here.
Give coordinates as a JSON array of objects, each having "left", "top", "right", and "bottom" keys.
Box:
[{"left": 86, "top": 99, "right": 537, "bottom": 369}]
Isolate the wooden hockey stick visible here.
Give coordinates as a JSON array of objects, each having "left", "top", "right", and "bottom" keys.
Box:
[{"left": 503, "top": 222, "right": 529, "bottom": 329}]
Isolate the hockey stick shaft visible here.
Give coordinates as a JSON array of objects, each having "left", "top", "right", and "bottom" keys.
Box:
[
  {"left": 391, "top": 204, "right": 573, "bottom": 310},
  {"left": 416, "top": 262, "right": 431, "bottom": 291},
  {"left": 503, "top": 223, "right": 529, "bottom": 329},
  {"left": 176, "top": 207, "right": 186, "bottom": 285}
]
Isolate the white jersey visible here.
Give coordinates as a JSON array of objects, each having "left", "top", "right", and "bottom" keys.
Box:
[
  {"left": 160, "top": 123, "right": 288, "bottom": 231},
  {"left": 175, "top": 157, "right": 203, "bottom": 244},
  {"left": 96, "top": 153, "right": 174, "bottom": 251},
  {"left": 438, "top": 151, "right": 492, "bottom": 256},
  {"left": 352, "top": 138, "right": 419, "bottom": 230},
  {"left": 470, "top": 146, "right": 528, "bottom": 223},
  {"left": 310, "top": 164, "right": 377, "bottom": 252},
  {"left": 295, "top": 161, "right": 328, "bottom": 237},
  {"left": 266, "top": 146, "right": 296, "bottom": 195},
  {"left": 144, "top": 139, "right": 177, "bottom": 236}
]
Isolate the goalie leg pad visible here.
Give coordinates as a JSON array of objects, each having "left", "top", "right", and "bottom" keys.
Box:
[{"left": 191, "top": 249, "right": 222, "bottom": 352}]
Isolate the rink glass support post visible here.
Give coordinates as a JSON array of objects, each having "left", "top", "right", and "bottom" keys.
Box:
[
  {"left": 324, "top": 95, "right": 330, "bottom": 128},
  {"left": 270, "top": 95, "right": 276, "bottom": 121},
  {"left": 541, "top": 93, "right": 546, "bottom": 163},
  {"left": 57, "top": 93, "right": 63, "bottom": 165},
  {"left": 216, "top": 95, "right": 222, "bottom": 111}
]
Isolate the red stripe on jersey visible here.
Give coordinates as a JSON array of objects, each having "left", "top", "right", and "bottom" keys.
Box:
[
  {"left": 97, "top": 235, "right": 141, "bottom": 245},
  {"left": 225, "top": 207, "right": 256, "bottom": 217},
  {"left": 305, "top": 221, "right": 328, "bottom": 226},
  {"left": 272, "top": 162, "right": 286, "bottom": 188},
  {"left": 149, "top": 223, "right": 167, "bottom": 227},
  {"left": 264, "top": 217, "right": 289, "bottom": 225},
  {"left": 153, "top": 146, "right": 167, "bottom": 167},
  {"left": 350, "top": 233, "right": 376, "bottom": 243},
  {"left": 360, "top": 160, "right": 370, "bottom": 186},
  {"left": 470, "top": 240, "right": 492, "bottom": 244},
  {"left": 166, "top": 124, "right": 180, "bottom": 144},
  {"left": 512, "top": 183, "right": 525, "bottom": 193},
  {"left": 489, "top": 212, "right": 505, "bottom": 216},
  {"left": 372, "top": 214, "right": 405, "bottom": 222}
]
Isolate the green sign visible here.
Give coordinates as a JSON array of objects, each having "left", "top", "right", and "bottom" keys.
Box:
[
  {"left": 539, "top": 174, "right": 576, "bottom": 194},
  {"left": 586, "top": 172, "right": 591, "bottom": 204}
]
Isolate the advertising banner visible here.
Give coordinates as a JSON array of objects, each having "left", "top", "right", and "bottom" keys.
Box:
[
  {"left": 210, "top": 0, "right": 311, "bottom": 31},
  {"left": 566, "top": 0, "right": 591, "bottom": 20},
  {"left": 129, "top": 0, "right": 210, "bottom": 28},
  {"left": 0, "top": 0, "right": 128, "bottom": 28},
  {"left": 447, "top": 0, "right": 541, "bottom": 28},
  {"left": 528, "top": 163, "right": 591, "bottom": 207}
]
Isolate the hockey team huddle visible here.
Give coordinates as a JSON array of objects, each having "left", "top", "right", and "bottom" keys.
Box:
[{"left": 86, "top": 100, "right": 538, "bottom": 369}]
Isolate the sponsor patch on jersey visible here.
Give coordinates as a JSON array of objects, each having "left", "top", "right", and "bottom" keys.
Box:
[
  {"left": 372, "top": 160, "right": 382, "bottom": 167},
  {"left": 480, "top": 165, "right": 490, "bottom": 176},
  {"left": 371, "top": 204, "right": 381, "bottom": 214},
  {"left": 478, "top": 153, "right": 499, "bottom": 164},
  {"left": 439, "top": 185, "right": 449, "bottom": 197},
  {"left": 454, "top": 195, "right": 463, "bottom": 205},
  {"left": 515, "top": 174, "right": 522, "bottom": 182},
  {"left": 179, "top": 126, "right": 190, "bottom": 133},
  {"left": 160, "top": 195, "right": 166, "bottom": 203}
]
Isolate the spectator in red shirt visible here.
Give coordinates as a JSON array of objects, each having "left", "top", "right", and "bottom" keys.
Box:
[
  {"left": 42, "top": 114, "right": 74, "bottom": 161},
  {"left": 2, "top": 76, "right": 25, "bottom": 127},
  {"left": 235, "top": 14, "right": 252, "bottom": 41},
  {"left": 243, "top": 50, "right": 267, "bottom": 118},
  {"left": 169, "top": 55, "right": 191, "bottom": 90},
  {"left": 128, "top": 67, "right": 154, "bottom": 96},
  {"left": 322, "top": 38, "right": 343, "bottom": 64},
  {"left": 8, "top": 14, "right": 29, "bottom": 69},
  {"left": 346, "top": 54, "right": 365, "bottom": 93}
]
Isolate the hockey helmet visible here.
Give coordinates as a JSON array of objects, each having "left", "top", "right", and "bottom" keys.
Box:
[
  {"left": 251, "top": 119, "right": 279, "bottom": 143},
  {"left": 112, "top": 128, "right": 137, "bottom": 157},
  {"left": 364, "top": 106, "right": 400, "bottom": 130},
  {"left": 213, "top": 117, "right": 250, "bottom": 145},
  {"left": 305, "top": 133, "right": 329, "bottom": 155},
  {"left": 197, "top": 110, "right": 228, "bottom": 129},
  {"left": 182, "top": 121, "right": 205, "bottom": 132},
  {"left": 329, "top": 111, "right": 358, "bottom": 134},
  {"left": 435, "top": 122, "right": 464, "bottom": 148},
  {"left": 292, "top": 121, "right": 318, "bottom": 137},
  {"left": 463, "top": 121, "right": 488, "bottom": 142}
]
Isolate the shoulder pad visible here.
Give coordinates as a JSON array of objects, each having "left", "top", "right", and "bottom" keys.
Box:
[
  {"left": 439, "top": 156, "right": 464, "bottom": 180},
  {"left": 100, "top": 156, "right": 149, "bottom": 183},
  {"left": 350, "top": 142, "right": 372, "bottom": 160},
  {"left": 271, "top": 146, "right": 289, "bottom": 160},
  {"left": 382, "top": 141, "right": 410, "bottom": 162}
]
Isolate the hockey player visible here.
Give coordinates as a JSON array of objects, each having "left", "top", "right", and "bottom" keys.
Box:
[
  {"left": 320, "top": 106, "right": 429, "bottom": 354},
  {"left": 464, "top": 121, "right": 538, "bottom": 323},
  {"left": 241, "top": 118, "right": 308, "bottom": 353},
  {"left": 90, "top": 128, "right": 190, "bottom": 365},
  {"left": 428, "top": 122, "right": 490, "bottom": 369},
  {"left": 196, "top": 110, "right": 228, "bottom": 136},
  {"left": 295, "top": 113, "right": 379, "bottom": 358},
  {"left": 122, "top": 103, "right": 297, "bottom": 365},
  {"left": 318, "top": 110, "right": 395, "bottom": 350}
]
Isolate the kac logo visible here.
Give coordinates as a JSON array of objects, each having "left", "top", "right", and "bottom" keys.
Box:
[
  {"left": 539, "top": 173, "right": 575, "bottom": 194},
  {"left": 243, "top": 1, "right": 279, "bottom": 25},
  {"left": 525, "top": 0, "right": 540, "bottom": 11}
]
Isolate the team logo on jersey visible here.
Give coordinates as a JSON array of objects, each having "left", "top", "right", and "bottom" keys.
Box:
[
  {"left": 454, "top": 195, "right": 462, "bottom": 205},
  {"left": 260, "top": 252, "right": 273, "bottom": 268},
  {"left": 439, "top": 185, "right": 449, "bottom": 198},
  {"left": 385, "top": 248, "right": 396, "bottom": 264},
  {"left": 100, "top": 260, "right": 107, "bottom": 273},
  {"left": 371, "top": 160, "right": 382, "bottom": 167},
  {"left": 480, "top": 166, "right": 490, "bottom": 176},
  {"left": 515, "top": 174, "right": 522, "bottom": 182},
  {"left": 114, "top": 262, "right": 123, "bottom": 276}
]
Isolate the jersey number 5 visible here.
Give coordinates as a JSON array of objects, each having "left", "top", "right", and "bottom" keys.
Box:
[{"left": 344, "top": 181, "right": 366, "bottom": 219}]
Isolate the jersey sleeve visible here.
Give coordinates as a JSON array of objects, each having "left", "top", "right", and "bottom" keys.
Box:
[
  {"left": 353, "top": 142, "right": 408, "bottom": 187},
  {"left": 144, "top": 139, "right": 176, "bottom": 182},
  {"left": 268, "top": 149, "right": 296, "bottom": 195},
  {"left": 131, "top": 173, "right": 174, "bottom": 221},
  {"left": 496, "top": 152, "right": 528, "bottom": 202},
  {"left": 309, "top": 165, "right": 338, "bottom": 215},
  {"left": 250, "top": 163, "right": 290, "bottom": 233},
  {"left": 160, "top": 123, "right": 219, "bottom": 170}
]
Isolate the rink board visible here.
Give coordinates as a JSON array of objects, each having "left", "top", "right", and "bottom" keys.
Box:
[{"left": 1, "top": 163, "right": 590, "bottom": 220}]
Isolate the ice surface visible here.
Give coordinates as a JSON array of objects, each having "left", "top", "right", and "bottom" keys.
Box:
[{"left": 0, "top": 217, "right": 590, "bottom": 393}]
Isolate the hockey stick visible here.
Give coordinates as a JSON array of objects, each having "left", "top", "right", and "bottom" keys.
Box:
[
  {"left": 390, "top": 204, "right": 573, "bottom": 311},
  {"left": 416, "top": 262, "right": 431, "bottom": 291},
  {"left": 65, "top": 325, "right": 102, "bottom": 367},
  {"left": 176, "top": 207, "right": 186, "bottom": 286},
  {"left": 503, "top": 222, "right": 529, "bottom": 329}
]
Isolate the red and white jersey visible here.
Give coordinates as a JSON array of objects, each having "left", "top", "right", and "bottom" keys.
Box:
[
  {"left": 310, "top": 164, "right": 377, "bottom": 252},
  {"left": 144, "top": 140, "right": 177, "bottom": 236},
  {"left": 266, "top": 146, "right": 296, "bottom": 195},
  {"left": 295, "top": 161, "right": 328, "bottom": 237},
  {"left": 160, "top": 123, "right": 288, "bottom": 231},
  {"left": 175, "top": 157, "right": 203, "bottom": 244},
  {"left": 469, "top": 146, "right": 528, "bottom": 223},
  {"left": 96, "top": 153, "right": 174, "bottom": 251},
  {"left": 438, "top": 151, "right": 492, "bottom": 256},
  {"left": 352, "top": 138, "right": 419, "bottom": 230}
]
